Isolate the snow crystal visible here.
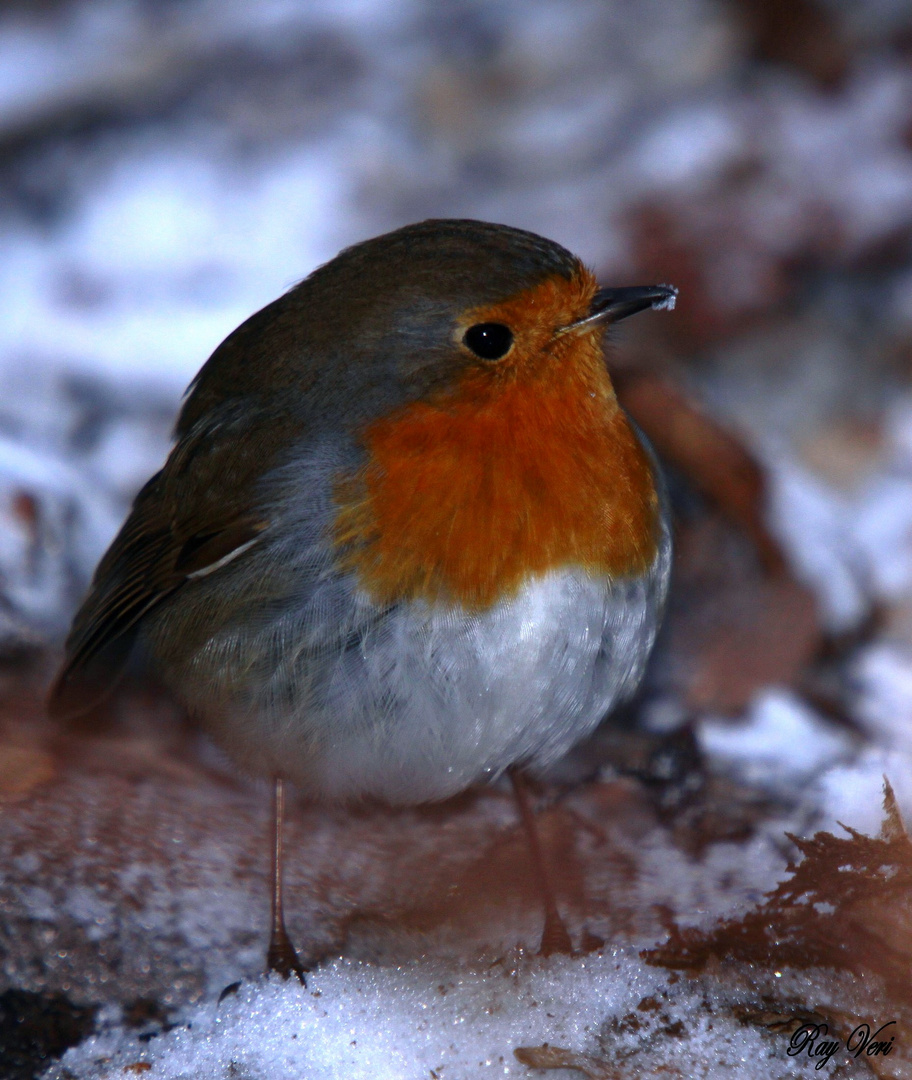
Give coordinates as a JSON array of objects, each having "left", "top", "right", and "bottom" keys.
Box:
[
  {"left": 652, "top": 286, "right": 678, "bottom": 311},
  {"left": 48, "top": 953, "right": 826, "bottom": 1080}
]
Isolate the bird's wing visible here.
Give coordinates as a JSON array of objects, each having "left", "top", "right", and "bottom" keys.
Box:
[{"left": 48, "top": 404, "right": 283, "bottom": 719}]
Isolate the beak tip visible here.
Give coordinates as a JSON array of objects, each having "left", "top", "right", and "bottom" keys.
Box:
[
  {"left": 590, "top": 283, "right": 680, "bottom": 325},
  {"left": 650, "top": 284, "right": 678, "bottom": 312},
  {"left": 557, "top": 283, "right": 680, "bottom": 336}
]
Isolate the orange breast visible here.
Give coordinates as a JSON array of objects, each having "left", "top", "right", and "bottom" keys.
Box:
[{"left": 333, "top": 274, "right": 660, "bottom": 610}]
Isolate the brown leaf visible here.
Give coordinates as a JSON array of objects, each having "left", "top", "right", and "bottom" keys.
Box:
[
  {"left": 643, "top": 778, "right": 912, "bottom": 1009},
  {"left": 0, "top": 743, "right": 55, "bottom": 801},
  {"left": 735, "top": 0, "right": 849, "bottom": 89},
  {"left": 662, "top": 516, "right": 821, "bottom": 712},
  {"left": 613, "top": 371, "right": 785, "bottom": 575},
  {"left": 514, "top": 1044, "right": 623, "bottom": 1079}
]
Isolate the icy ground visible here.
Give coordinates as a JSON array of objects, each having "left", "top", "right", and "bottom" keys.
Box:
[
  {"left": 2, "top": 712, "right": 907, "bottom": 1080},
  {"left": 41, "top": 955, "right": 887, "bottom": 1080}
]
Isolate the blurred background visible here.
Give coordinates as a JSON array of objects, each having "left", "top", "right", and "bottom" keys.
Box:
[
  {"left": 3, "top": 0, "right": 912, "bottom": 1070},
  {"left": 2, "top": 0, "right": 912, "bottom": 690}
]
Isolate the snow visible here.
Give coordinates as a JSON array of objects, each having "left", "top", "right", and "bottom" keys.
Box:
[
  {"left": 631, "top": 101, "right": 745, "bottom": 190},
  {"left": 0, "top": 433, "right": 121, "bottom": 639},
  {"left": 765, "top": 456, "right": 869, "bottom": 631},
  {"left": 699, "top": 688, "right": 854, "bottom": 793},
  {"left": 651, "top": 287, "right": 678, "bottom": 311},
  {"left": 0, "top": 144, "right": 353, "bottom": 388},
  {"left": 45, "top": 954, "right": 845, "bottom": 1080},
  {"left": 852, "top": 643, "right": 912, "bottom": 750},
  {"left": 751, "top": 393, "right": 912, "bottom": 632}
]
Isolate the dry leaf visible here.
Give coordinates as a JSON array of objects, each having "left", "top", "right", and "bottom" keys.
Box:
[
  {"left": 0, "top": 743, "right": 55, "bottom": 801},
  {"left": 660, "top": 515, "right": 821, "bottom": 712},
  {"left": 514, "top": 1044, "right": 623, "bottom": 1079},
  {"left": 644, "top": 777, "right": 912, "bottom": 1008},
  {"left": 614, "top": 371, "right": 786, "bottom": 575}
]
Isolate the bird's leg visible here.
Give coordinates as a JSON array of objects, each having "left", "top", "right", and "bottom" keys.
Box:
[
  {"left": 266, "top": 776, "right": 306, "bottom": 981},
  {"left": 509, "top": 767, "right": 574, "bottom": 956}
]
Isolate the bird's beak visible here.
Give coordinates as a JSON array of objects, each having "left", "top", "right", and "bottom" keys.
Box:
[{"left": 556, "top": 284, "right": 678, "bottom": 336}]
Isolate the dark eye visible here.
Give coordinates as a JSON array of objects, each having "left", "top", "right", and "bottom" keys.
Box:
[{"left": 463, "top": 322, "right": 514, "bottom": 360}]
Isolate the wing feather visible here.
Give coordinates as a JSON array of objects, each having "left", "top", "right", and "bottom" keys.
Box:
[{"left": 49, "top": 407, "right": 280, "bottom": 718}]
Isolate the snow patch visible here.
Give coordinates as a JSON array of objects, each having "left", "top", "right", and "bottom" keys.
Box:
[
  {"left": 699, "top": 688, "right": 853, "bottom": 793},
  {"left": 50, "top": 953, "right": 820, "bottom": 1080}
]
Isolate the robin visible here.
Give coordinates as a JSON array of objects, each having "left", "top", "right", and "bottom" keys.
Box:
[{"left": 49, "top": 219, "right": 676, "bottom": 979}]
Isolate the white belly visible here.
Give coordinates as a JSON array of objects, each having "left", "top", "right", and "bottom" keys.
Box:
[{"left": 205, "top": 553, "right": 670, "bottom": 804}]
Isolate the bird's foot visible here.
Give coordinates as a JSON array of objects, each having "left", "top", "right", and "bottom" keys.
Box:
[
  {"left": 537, "top": 910, "right": 575, "bottom": 957},
  {"left": 537, "top": 916, "right": 605, "bottom": 957},
  {"left": 579, "top": 926, "right": 605, "bottom": 953},
  {"left": 267, "top": 926, "right": 307, "bottom": 983}
]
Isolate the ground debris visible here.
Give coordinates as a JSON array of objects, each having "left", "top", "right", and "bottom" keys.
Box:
[
  {"left": 644, "top": 777, "right": 912, "bottom": 1009},
  {"left": 514, "top": 1043, "right": 627, "bottom": 1079}
]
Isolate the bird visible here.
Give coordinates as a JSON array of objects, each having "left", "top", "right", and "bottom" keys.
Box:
[{"left": 49, "top": 218, "right": 676, "bottom": 980}]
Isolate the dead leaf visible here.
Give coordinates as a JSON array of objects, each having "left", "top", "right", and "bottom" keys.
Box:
[
  {"left": 613, "top": 371, "right": 786, "bottom": 575},
  {"left": 514, "top": 1044, "right": 623, "bottom": 1079},
  {"left": 644, "top": 777, "right": 912, "bottom": 1009},
  {"left": 735, "top": 0, "right": 849, "bottom": 89},
  {"left": 661, "top": 516, "right": 821, "bottom": 712},
  {"left": 0, "top": 743, "right": 55, "bottom": 801}
]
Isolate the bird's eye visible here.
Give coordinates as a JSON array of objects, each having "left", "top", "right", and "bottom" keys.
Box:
[{"left": 463, "top": 322, "right": 514, "bottom": 361}]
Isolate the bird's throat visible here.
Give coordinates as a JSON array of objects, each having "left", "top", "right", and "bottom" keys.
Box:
[{"left": 333, "top": 335, "right": 660, "bottom": 611}]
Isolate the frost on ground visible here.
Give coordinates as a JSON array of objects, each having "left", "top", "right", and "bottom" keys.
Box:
[
  {"left": 39, "top": 953, "right": 893, "bottom": 1080},
  {"left": 37, "top": 769, "right": 912, "bottom": 1080},
  {"left": 2, "top": 691, "right": 912, "bottom": 1079}
]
